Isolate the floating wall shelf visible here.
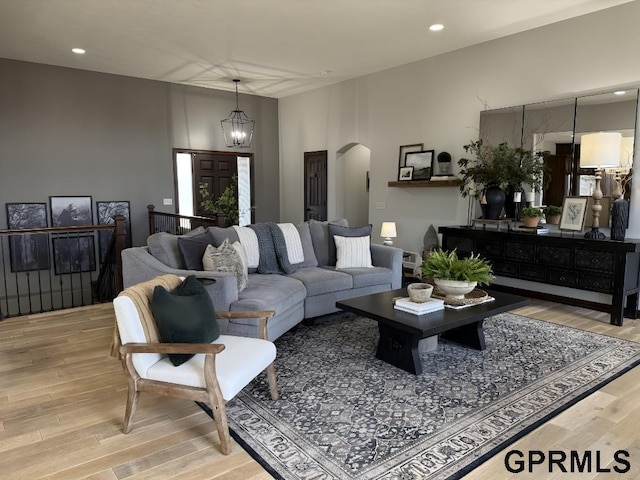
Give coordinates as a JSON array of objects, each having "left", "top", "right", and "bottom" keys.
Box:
[{"left": 387, "top": 179, "right": 460, "bottom": 188}]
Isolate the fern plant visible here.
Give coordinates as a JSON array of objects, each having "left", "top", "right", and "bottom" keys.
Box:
[{"left": 421, "top": 249, "right": 495, "bottom": 285}]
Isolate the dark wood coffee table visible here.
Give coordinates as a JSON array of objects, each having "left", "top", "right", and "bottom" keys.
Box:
[{"left": 336, "top": 289, "right": 529, "bottom": 375}]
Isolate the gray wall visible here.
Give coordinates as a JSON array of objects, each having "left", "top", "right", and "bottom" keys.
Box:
[{"left": 0, "top": 58, "right": 279, "bottom": 246}]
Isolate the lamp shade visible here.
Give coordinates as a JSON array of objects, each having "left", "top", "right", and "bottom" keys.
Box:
[
  {"left": 380, "top": 222, "right": 397, "bottom": 238},
  {"left": 580, "top": 132, "right": 622, "bottom": 168}
]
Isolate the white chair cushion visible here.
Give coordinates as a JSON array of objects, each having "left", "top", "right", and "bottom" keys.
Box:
[
  {"left": 143, "top": 335, "right": 276, "bottom": 401},
  {"left": 113, "top": 295, "right": 163, "bottom": 377}
]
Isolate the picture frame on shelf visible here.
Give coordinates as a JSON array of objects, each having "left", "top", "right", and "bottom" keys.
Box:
[
  {"left": 398, "top": 143, "right": 424, "bottom": 168},
  {"left": 96, "top": 200, "right": 131, "bottom": 262},
  {"left": 6, "top": 202, "right": 50, "bottom": 272},
  {"left": 404, "top": 150, "right": 434, "bottom": 181},
  {"left": 398, "top": 166, "right": 414, "bottom": 181},
  {"left": 50, "top": 196, "right": 93, "bottom": 227},
  {"left": 559, "top": 196, "right": 588, "bottom": 232},
  {"left": 52, "top": 234, "right": 96, "bottom": 275}
]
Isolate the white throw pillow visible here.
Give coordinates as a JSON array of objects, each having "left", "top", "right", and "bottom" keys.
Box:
[
  {"left": 334, "top": 235, "right": 373, "bottom": 269},
  {"left": 277, "top": 223, "right": 305, "bottom": 264},
  {"left": 233, "top": 225, "right": 259, "bottom": 269}
]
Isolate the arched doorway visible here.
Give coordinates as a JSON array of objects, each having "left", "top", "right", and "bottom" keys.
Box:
[{"left": 337, "top": 143, "right": 371, "bottom": 226}]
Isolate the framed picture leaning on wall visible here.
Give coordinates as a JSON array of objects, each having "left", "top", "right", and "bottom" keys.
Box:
[
  {"left": 52, "top": 234, "right": 96, "bottom": 275},
  {"left": 50, "top": 196, "right": 93, "bottom": 227},
  {"left": 6, "top": 202, "right": 50, "bottom": 272},
  {"left": 96, "top": 201, "right": 131, "bottom": 262},
  {"left": 403, "top": 150, "right": 434, "bottom": 181}
]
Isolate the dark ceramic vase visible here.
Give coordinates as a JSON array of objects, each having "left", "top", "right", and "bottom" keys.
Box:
[
  {"left": 610, "top": 197, "right": 629, "bottom": 241},
  {"left": 484, "top": 185, "right": 505, "bottom": 220}
]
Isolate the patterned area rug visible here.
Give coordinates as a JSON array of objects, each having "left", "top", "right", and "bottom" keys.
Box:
[{"left": 200, "top": 313, "right": 640, "bottom": 480}]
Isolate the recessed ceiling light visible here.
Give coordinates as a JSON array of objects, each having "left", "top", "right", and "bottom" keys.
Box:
[
  {"left": 614, "top": 90, "right": 626, "bottom": 95},
  {"left": 72, "top": 48, "right": 86, "bottom": 55},
  {"left": 320, "top": 71, "right": 331, "bottom": 76},
  {"left": 429, "top": 24, "right": 444, "bottom": 32}
]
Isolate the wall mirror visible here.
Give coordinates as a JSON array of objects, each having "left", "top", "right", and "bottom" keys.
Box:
[{"left": 479, "top": 88, "right": 639, "bottom": 215}]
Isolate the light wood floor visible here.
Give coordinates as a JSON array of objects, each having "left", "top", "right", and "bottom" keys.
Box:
[{"left": 1, "top": 300, "right": 639, "bottom": 480}]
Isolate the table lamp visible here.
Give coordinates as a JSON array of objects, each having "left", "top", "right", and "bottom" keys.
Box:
[
  {"left": 580, "top": 132, "right": 621, "bottom": 239},
  {"left": 380, "top": 222, "right": 397, "bottom": 246}
]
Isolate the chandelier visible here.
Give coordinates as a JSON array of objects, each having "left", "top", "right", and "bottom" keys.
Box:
[{"left": 220, "top": 79, "right": 254, "bottom": 148}]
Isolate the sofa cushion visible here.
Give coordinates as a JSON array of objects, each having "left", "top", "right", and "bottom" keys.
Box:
[
  {"left": 308, "top": 218, "right": 348, "bottom": 266},
  {"left": 277, "top": 223, "right": 305, "bottom": 264},
  {"left": 177, "top": 231, "right": 216, "bottom": 271},
  {"left": 231, "top": 274, "right": 307, "bottom": 315},
  {"left": 233, "top": 226, "right": 260, "bottom": 269},
  {"left": 334, "top": 235, "right": 373, "bottom": 269},
  {"left": 327, "top": 224, "right": 373, "bottom": 266},
  {"left": 202, "top": 240, "right": 248, "bottom": 292},
  {"left": 287, "top": 267, "right": 353, "bottom": 296},
  {"left": 208, "top": 226, "right": 240, "bottom": 247},
  {"left": 338, "top": 266, "right": 393, "bottom": 288},
  {"left": 151, "top": 275, "right": 219, "bottom": 367},
  {"left": 295, "top": 222, "right": 318, "bottom": 267},
  {"left": 147, "top": 226, "right": 206, "bottom": 269}
]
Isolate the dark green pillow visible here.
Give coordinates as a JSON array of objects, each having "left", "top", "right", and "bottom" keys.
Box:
[{"left": 151, "top": 275, "right": 219, "bottom": 366}]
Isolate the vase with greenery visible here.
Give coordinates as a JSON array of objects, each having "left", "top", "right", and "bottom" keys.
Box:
[
  {"left": 421, "top": 249, "right": 494, "bottom": 299},
  {"left": 543, "top": 205, "right": 562, "bottom": 225},
  {"left": 458, "top": 140, "right": 549, "bottom": 220},
  {"left": 521, "top": 207, "right": 543, "bottom": 227},
  {"left": 199, "top": 174, "right": 251, "bottom": 226}
]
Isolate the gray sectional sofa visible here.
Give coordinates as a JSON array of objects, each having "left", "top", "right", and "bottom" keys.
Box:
[{"left": 121, "top": 220, "right": 402, "bottom": 341}]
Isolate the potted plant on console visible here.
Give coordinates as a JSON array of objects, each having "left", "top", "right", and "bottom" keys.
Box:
[
  {"left": 421, "top": 249, "right": 495, "bottom": 299},
  {"left": 543, "top": 205, "right": 562, "bottom": 225},
  {"left": 458, "top": 140, "right": 549, "bottom": 220},
  {"left": 521, "top": 207, "right": 543, "bottom": 228}
]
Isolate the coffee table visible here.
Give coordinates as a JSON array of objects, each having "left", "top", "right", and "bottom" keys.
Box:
[{"left": 336, "top": 288, "right": 529, "bottom": 374}]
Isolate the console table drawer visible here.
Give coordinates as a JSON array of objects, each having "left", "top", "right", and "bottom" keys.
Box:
[
  {"left": 537, "top": 245, "right": 572, "bottom": 267},
  {"left": 580, "top": 274, "right": 613, "bottom": 293},
  {"left": 445, "top": 236, "right": 473, "bottom": 255},
  {"left": 547, "top": 268, "right": 579, "bottom": 288},
  {"left": 475, "top": 239, "right": 503, "bottom": 258},
  {"left": 492, "top": 260, "right": 518, "bottom": 277},
  {"left": 505, "top": 242, "right": 535, "bottom": 262},
  {"left": 575, "top": 249, "right": 615, "bottom": 273},
  {"left": 519, "top": 265, "right": 546, "bottom": 282}
]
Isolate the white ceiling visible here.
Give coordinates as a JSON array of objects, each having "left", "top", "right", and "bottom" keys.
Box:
[{"left": 0, "top": 0, "right": 632, "bottom": 98}]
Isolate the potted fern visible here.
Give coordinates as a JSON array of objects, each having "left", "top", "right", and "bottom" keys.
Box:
[{"left": 420, "top": 249, "right": 494, "bottom": 299}]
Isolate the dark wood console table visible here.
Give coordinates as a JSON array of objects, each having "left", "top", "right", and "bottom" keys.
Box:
[{"left": 439, "top": 226, "right": 640, "bottom": 326}]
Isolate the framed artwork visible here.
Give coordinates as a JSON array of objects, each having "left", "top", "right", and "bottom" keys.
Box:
[
  {"left": 404, "top": 150, "right": 434, "bottom": 180},
  {"left": 52, "top": 235, "right": 96, "bottom": 275},
  {"left": 559, "top": 196, "right": 588, "bottom": 231},
  {"left": 398, "top": 166, "right": 414, "bottom": 181},
  {"left": 50, "top": 196, "right": 93, "bottom": 227},
  {"left": 398, "top": 144, "right": 424, "bottom": 168},
  {"left": 96, "top": 201, "right": 131, "bottom": 262},
  {"left": 6, "top": 202, "right": 50, "bottom": 272},
  {"left": 585, "top": 196, "right": 611, "bottom": 229}
]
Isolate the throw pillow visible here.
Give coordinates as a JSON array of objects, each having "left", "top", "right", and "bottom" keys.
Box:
[
  {"left": 233, "top": 226, "right": 260, "bottom": 269},
  {"left": 177, "top": 231, "right": 216, "bottom": 270},
  {"left": 207, "top": 226, "right": 240, "bottom": 247},
  {"left": 277, "top": 223, "right": 305, "bottom": 264},
  {"left": 294, "top": 222, "right": 318, "bottom": 267},
  {"left": 308, "top": 218, "right": 348, "bottom": 266},
  {"left": 334, "top": 235, "right": 373, "bottom": 269},
  {"left": 327, "top": 223, "right": 373, "bottom": 266},
  {"left": 202, "top": 240, "right": 248, "bottom": 292},
  {"left": 151, "top": 275, "right": 219, "bottom": 366}
]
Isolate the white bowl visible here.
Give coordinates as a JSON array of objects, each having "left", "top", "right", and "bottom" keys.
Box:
[{"left": 433, "top": 279, "right": 477, "bottom": 300}]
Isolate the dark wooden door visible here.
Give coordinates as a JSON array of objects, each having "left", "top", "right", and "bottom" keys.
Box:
[
  {"left": 193, "top": 152, "right": 237, "bottom": 218},
  {"left": 304, "top": 151, "right": 327, "bottom": 221}
]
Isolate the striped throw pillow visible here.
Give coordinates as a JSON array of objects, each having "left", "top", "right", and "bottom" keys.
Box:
[{"left": 333, "top": 235, "right": 373, "bottom": 269}]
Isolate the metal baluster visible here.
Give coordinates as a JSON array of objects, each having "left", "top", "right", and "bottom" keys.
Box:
[
  {"left": 35, "top": 233, "right": 45, "bottom": 313},
  {"left": 0, "top": 236, "right": 8, "bottom": 319},
  {"left": 47, "top": 233, "right": 54, "bottom": 312}
]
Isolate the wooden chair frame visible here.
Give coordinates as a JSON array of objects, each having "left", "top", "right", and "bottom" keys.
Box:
[{"left": 118, "top": 310, "right": 278, "bottom": 455}]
